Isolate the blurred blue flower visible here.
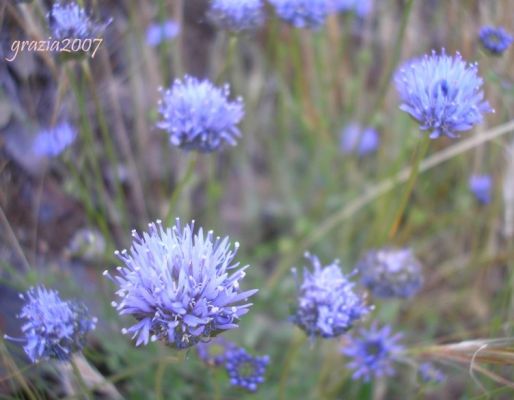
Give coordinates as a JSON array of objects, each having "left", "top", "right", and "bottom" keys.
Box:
[
  {"left": 342, "top": 323, "right": 404, "bottom": 382},
  {"left": 48, "top": 2, "right": 112, "bottom": 40},
  {"left": 4, "top": 286, "right": 96, "bottom": 363},
  {"left": 32, "top": 122, "right": 77, "bottom": 157},
  {"left": 157, "top": 76, "right": 244, "bottom": 152},
  {"left": 225, "top": 347, "right": 270, "bottom": 392},
  {"left": 469, "top": 174, "right": 492, "bottom": 204},
  {"left": 209, "top": 0, "right": 265, "bottom": 32},
  {"left": 479, "top": 26, "right": 513, "bottom": 55},
  {"left": 146, "top": 20, "right": 180, "bottom": 47},
  {"left": 291, "top": 253, "right": 371, "bottom": 339},
  {"left": 418, "top": 362, "right": 445, "bottom": 383},
  {"left": 340, "top": 123, "right": 380, "bottom": 156},
  {"left": 329, "top": 0, "right": 373, "bottom": 18},
  {"left": 357, "top": 248, "right": 423, "bottom": 299},
  {"left": 196, "top": 337, "right": 236, "bottom": 366},
  {"left": 268, "top": 0, "right": 328, "bottom": 29},
  {"left": 105, "top": 219, "right": 257, "bottom": 349},
  {"left": 395, "top": 49, "right": 493, "bottom": 139}
]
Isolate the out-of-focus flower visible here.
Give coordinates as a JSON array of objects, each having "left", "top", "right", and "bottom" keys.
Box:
[
  {"left": 329, "top": 0, "right": 373, "bottom": 18},
  {"left": 32, "top": 122, "right": 77, "bottom": 157},
  {"left": 157, "top": 76, "right": 244, "bottom": 152},
  {"left": 357, "top": 248, "right": 423, "bottom": 299},
  {"left": 418, "top": 362, "right": 445, "bottom": 383},
  {"left": 146, "top": 20, "right": 180, "bottom": 47},
  {"left": 291, "top": 253, "right": 371, "bottom": 339},
  {"left": 395, "top": 49, "right": 493, "bottom": 139},
  {"left": 4, "top": 286, "right": 96, "bottom": 363},
  {"left": 225, "top": 347, "right": 269, "bottom": 392},
  {"left": 469, "top": 174, "right": 492, "bottom": 204},
  {"left": 268, "top": 0, "right": 328, "bottom": 29},
  {"left": 105, "top": 219, "right": 257, "bottom": 349},
  {"left": 48, "top": 2, "right": 112, "bottom": 40},
  {"left": 196, "top": 337, "right": 236, "bottom": 366},
  {"left": 340, "top": 123, "right": 380, "bottom": 157},
  {"left": 479, "top": 26, "right": 513, "bottom": 55},
  {"left": 342, "top": 323, "right": 404, "bottom": 382},
  {"left": 209, "top": 0, "right": 265, "bottom": 32}
]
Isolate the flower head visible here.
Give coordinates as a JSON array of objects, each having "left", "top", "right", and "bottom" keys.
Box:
[
  {"left": 32, "top": 122, "right": 77, "bottom": 157},
  {"left": 225, "top": 347, "right": 269, "bottom": 392},
  {"left": 357, "top": 248, "right": 423, "bottom": 299},
  {"left": 48, "top": 2, "right": 112, "bottom": 40},
  {"left": 105, "top": 219, "right": 257, "bottom": 349},
  {"left": 269, "top": 0, "right": 328, "bottom": 29},
  {"left": 196, "top": 337, "right": 236, "bottom": 366},
  {"left": 342, "top": 323, "right": 404, "bottom": 382},
  {"left": 418, "top": 362, "right": 445, "bottom": 383},
  {"left": 291, "top": 253, "right": 371, "bottom": 339},
  {"left": 479, "top": 26, "right": 513, "bottom": 55},
  {"left": 469, "top": 174, "right": 492, "bottom": 204},
  {"left": 157, "top": 76, "right": 244, "bottom": 152},
  {"left": 5, "top": 286, "right": 96, "bottom": 363},
  {"left": 340, "top": 123, "right": 380, "bottom": 156},
  {"left": 146, "top": 20, "right": 180, "bottom": 47},
  {"left": 395, "top": 49, "right": 493, "bottom": 139},
  {"left": 209, "top": 0, "right": 265, "bottom": 32},
  {"left": 329, "top": 0, "right": 373, "bottom": 18}
]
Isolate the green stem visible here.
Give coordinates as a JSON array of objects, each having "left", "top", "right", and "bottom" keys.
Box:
[
  {"left": 165, "top": 154, "right": 198, "bottom": 225},
  {"left": 387, "top": 134, "right": 431, "bottom": 239},
  {"left": 279, "top": 331, "right": 306, "bottom": 400},
  {"left": 70, "top": 356, "right": 92, "bottom": 400}
]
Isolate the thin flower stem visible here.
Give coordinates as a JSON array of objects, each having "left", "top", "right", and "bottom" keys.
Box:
[
  {"left": 165, "top": 154, "right": 198, "bottom": 225},
  {"left": 279, "top": 330, "right": 306, "bottom": 400},
  {"left": 69, "top": 356, "right": 93, "bottom": 400},
  {"left": 387, "top": 134, "right": 431, "bottom": 238}
]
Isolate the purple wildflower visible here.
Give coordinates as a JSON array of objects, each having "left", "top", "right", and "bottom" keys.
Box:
[
  {"left": 225, "top": 347, "right": 269, "bottom": 392},
  {"left": 268, "top": 0, "right": 328, "bottom": 29},
  {"left": 196, "top": 337, "right": 236, "bottom": 366},
  {"left": 479, "top": 26, "right": 513, "bottom": 55},
  {"left": 209, "top": 0, "right": 265, "bottom": 32},
  {"left": 340, "top": 123, "right": 380, "bottom": 156},
  {"left": 32, "top": 122, "right": 77, "bottom": 157},
  {"left": 418, "top": 362, "right": 445, "bottom": 383},
  {"left": 329, "top": 0, "right": 373, "bottom": 18},
  {"left": 146, "top": 20, "right": 180, "bottom": 47},
  {"left": 469, "top": 174, "right": 492, "bottom": 204}
]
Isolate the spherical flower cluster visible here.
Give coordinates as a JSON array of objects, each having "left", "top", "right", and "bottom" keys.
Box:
[
  {"left": 5, "top": 286, "right": 97, "bottom": 363},
  {"left": 469, "top": 174, "right": 492, "bottom": 204},
  {"left": 225, "top": 347, "right": 270, "bottom": 392},
  {"left": 157, "top": 76, "right": 244, "bottom": 152},
  {"left": 479, "top": 26, "right": 513, "bottom": 55},
  {"left": 291, "top": 253, "right": 371, "bottom": 339},
  {"left": 48, "top": 2, "right": 112, "bottom": 40},
  {"left": 105, "top": 219, "right": 257, "bottom": 349},
  {"left": 329, "top": 0, "right": 373, "bottom": 18},
  {"left": 209, "top": 0, "right": 265, "bottom": 32},
  {"left": 268, "top": 0, "right": 328, "bottom": 29},
  {"left": 357, "top": 248, "right": 423, "bottom": 299},
  {"left": 418, "top": 362, "right": 445, "bottom": 383},
  {"left": 146, "top": 20, "right": 180, "bottom": 47},
  {"left": 340, "top": 123, "right": 380, "bottom": 157},
  {"left": 196, "top": 337, "right": 236, "bottom": 366},
  {"left": 32, "top": 122, "right": 77, "bottom": 157},
  {"left": 342, "top": 323, "right": 404, "bottom": 382},
  {"left": 395, "top": 49, "right": 493, "bottom": 139}
]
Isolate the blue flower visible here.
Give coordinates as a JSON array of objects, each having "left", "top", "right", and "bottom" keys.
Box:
[
  {"left": 395, "top": 49, "right": 493, "bottom": 139},
  {"left": 357, "top": 248, "right": 423, "bottom": 299},
  {"left": 329, "top": 0, "right": 373, "bottom": 18},
  {"left": 105, "top": 219, "right": 258, "bottom": 349},
  {"left": 4, "top": 286, "right": 97, "bottom": 363},
  {"left": 225, "top": 347, "right": 269, "bottom": 392},
  {"left": 32, "top": 122, "right": 77, "bottom": 157},
  {"left": 469, "top": 174, "right": 492, "bottom": 204},
  {"left": 269, "top": 0, "right": 328, "bottom": 29},
  {"left": 291, "top": 253, "right": 371, "bottom": 339},
  {"left": 146, "top": 20, "right": 180, "bottom": 47},
  {"left": 479, "top": 26, "right": 513, "bottom": 55},
  {"left": 196, "top": 337, "right": 236, "bottom": 366},
  {"left": 157, "top": 76, "right": 244, "bottom": 152},
  {"left": 209, "top": 0, "right": 265, "bottom": 32},
  {"left": 342, "top": 323, "right": 404, "bottom": 382},
  {"left": 418, "top": 362, "right": 445, "bottom": 383},
  {"left": 340, "top": 123, "right": 380, "bottom": 156},
  {"left": 48, "top": 2, "right": 112, "bottom": 40}
]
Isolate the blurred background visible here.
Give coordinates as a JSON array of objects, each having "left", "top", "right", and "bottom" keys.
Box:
[{"left": 1, "top": 0, "right": 514, "bottom": 398}]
